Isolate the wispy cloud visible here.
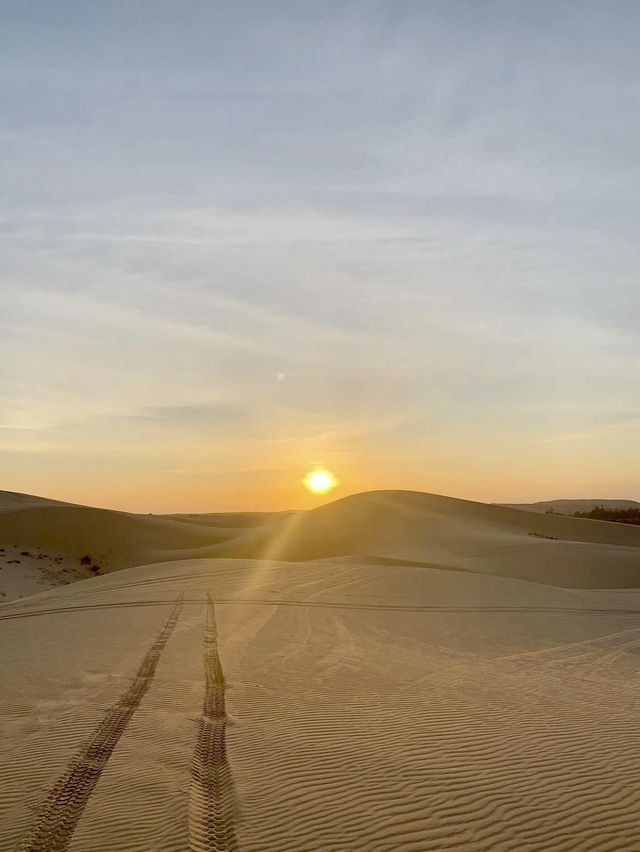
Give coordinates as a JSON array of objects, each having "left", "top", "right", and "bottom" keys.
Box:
[{"left": 1, "top": 2, "right": 639, "bottom": 509}]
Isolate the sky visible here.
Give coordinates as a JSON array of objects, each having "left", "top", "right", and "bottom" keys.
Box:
[{"left": 1, "top": 1, "right": 639, "bottom": 512}]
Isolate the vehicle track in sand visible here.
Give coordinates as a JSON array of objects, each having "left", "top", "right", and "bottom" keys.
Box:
[
  {"left": 3, "top": 598, "right": 640, "bottom": 623},
  {"left": 18, "top": 594, "right": 183, "bottom": 852},
  {"left": 189, "top": 593, "right": 237, "bottom": 852}
]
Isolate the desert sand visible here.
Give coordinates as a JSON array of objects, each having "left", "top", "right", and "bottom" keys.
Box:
[{"left": 2, "top": 489, "right": 640, "bottom": 850}]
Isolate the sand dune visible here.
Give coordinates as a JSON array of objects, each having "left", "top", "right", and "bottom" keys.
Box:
[
  {"left": 234, "top": 490, "right": 640, "bottom": 588},
  {"left": 0, "top": 490, "right": 78, "bottom": 511},
  {"left": 0, "top": 499, "right": 247, "bottom": 569},
  {"left": 2, "top": 488, "right": 640, "bottom": 849},
  {"left": 0, "top": 543, "right": 93, "bottom": 602},
  {"left": 2, "top": 489, "right": 640, "bottom": 602},
  {"left": 3, "top": 551, "right": 640, "bottom": 850},
  {"left": 0, "top": 493, "right": 275, "bottom": 599}
]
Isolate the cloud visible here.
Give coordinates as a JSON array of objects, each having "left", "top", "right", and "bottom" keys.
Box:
[
  {"left": 123, "top": 403, "right": 251, "bottom": 428},
  {"left": 1, "top": 2, "right": 639, "bottom": 507}
]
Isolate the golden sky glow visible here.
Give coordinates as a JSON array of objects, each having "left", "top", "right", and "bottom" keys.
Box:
[{"left": 1, "top": 6, "right": 639, "bottom": 513}]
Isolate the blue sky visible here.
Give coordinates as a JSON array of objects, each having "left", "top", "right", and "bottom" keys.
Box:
[{"left": 1, "top": 1, "right": 639, "bottom": 511}]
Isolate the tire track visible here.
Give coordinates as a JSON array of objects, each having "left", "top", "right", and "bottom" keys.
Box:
[
  {"left": 189, "top": 594, "right": 237, "bottom": 851},
  {"left": 19, "top": 594, "right": 184, "bottom": 852},
  {"left": 4, "top": 599, "right": 640, "bottom": 623}
]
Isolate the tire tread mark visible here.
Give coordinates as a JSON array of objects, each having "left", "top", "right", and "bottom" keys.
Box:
[
  {"left": 19, "top": 594, "right": 184, "bottom": 852},
  {"left": 4, "top": 599, "right": 640, "bottom": 623},
  {"left": 189, "top": 594, "right": 238, "bottom": 851}
]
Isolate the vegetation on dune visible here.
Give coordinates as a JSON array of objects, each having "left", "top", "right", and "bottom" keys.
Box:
[
  {"left": 572, "top": 507, "right": 640, "bottom": 526},
  {"left": 543, "top": 505, "right": 640, "bottom": 525},
  {"left": 80, "top": 553, "right": 102, "bottom": 573}
]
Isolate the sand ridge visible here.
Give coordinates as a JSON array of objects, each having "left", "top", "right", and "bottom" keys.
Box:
[
  {"left": 230, "top": 490, "right": 640, "bottom": 588},
  {"left": 2, "top": 489, "right": 640, "bottom": 597}
]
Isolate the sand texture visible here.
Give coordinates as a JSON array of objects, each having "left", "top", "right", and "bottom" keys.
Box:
[{"left": 2, "top": 490, "right": 640, "bottom": 850}]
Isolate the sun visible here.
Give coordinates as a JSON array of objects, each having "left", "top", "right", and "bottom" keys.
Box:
[{"left": 302, "top": 467, "right": 339, "bottom": 495}]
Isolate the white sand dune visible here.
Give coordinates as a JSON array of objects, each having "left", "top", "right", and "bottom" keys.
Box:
[{"left": 2, "top": 489, "right": 640, "bottom": 850}]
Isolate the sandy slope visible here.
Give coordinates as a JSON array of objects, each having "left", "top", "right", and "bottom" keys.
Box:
[
  {"left": 0, "top": 543, "right": 93, "bottom": 602},
  {"left": 2, "top": 489, "right": 640, "bottom": 849},
  {"left": 0, "top": 492, "right": 279, "bottom": 599},
  {"left": 234, "top": 490, "right": 640, "bottom": 588},
  {"left": 3, "top": 555, "right": 640, "bottom": 850},
  {"left": 0, "top": 491, "right": 78, "bottom": 511},
  {"left": 3, "top": 489, "right": 639, "bottom": 597}
]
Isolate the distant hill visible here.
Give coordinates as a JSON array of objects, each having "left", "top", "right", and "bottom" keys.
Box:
[{"left": 501, "top": 499, "right": 640, "bottom": 515}]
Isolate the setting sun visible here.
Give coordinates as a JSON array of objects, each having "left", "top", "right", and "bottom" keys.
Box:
[{"left": 302, "top": 468, "right": 339, "bottom": 495}]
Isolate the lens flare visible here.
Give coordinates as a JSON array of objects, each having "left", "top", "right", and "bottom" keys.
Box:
[{"left": 302, "top": 468, "right": 339, "bottom": 495}]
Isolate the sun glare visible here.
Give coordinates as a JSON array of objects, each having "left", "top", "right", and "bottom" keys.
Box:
[{"left": 302, "top": 468, "right": 339, "bottom": 495}]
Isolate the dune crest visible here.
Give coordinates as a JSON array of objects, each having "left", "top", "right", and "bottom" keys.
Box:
[
  {"left": 2, "top": 490, "right": 640, "bottom": 602},
  {"left": 233, "top": 490, "right": 640, "bottom": 588}
]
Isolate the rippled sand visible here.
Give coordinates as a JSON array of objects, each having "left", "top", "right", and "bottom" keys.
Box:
[{"left": 2, "top": 539, "right": 640, "bottom": 850}]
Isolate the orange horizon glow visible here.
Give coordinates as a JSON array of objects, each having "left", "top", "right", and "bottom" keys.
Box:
[{"left": 3, "top": 457, "right": 638, "bottom": 516}]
